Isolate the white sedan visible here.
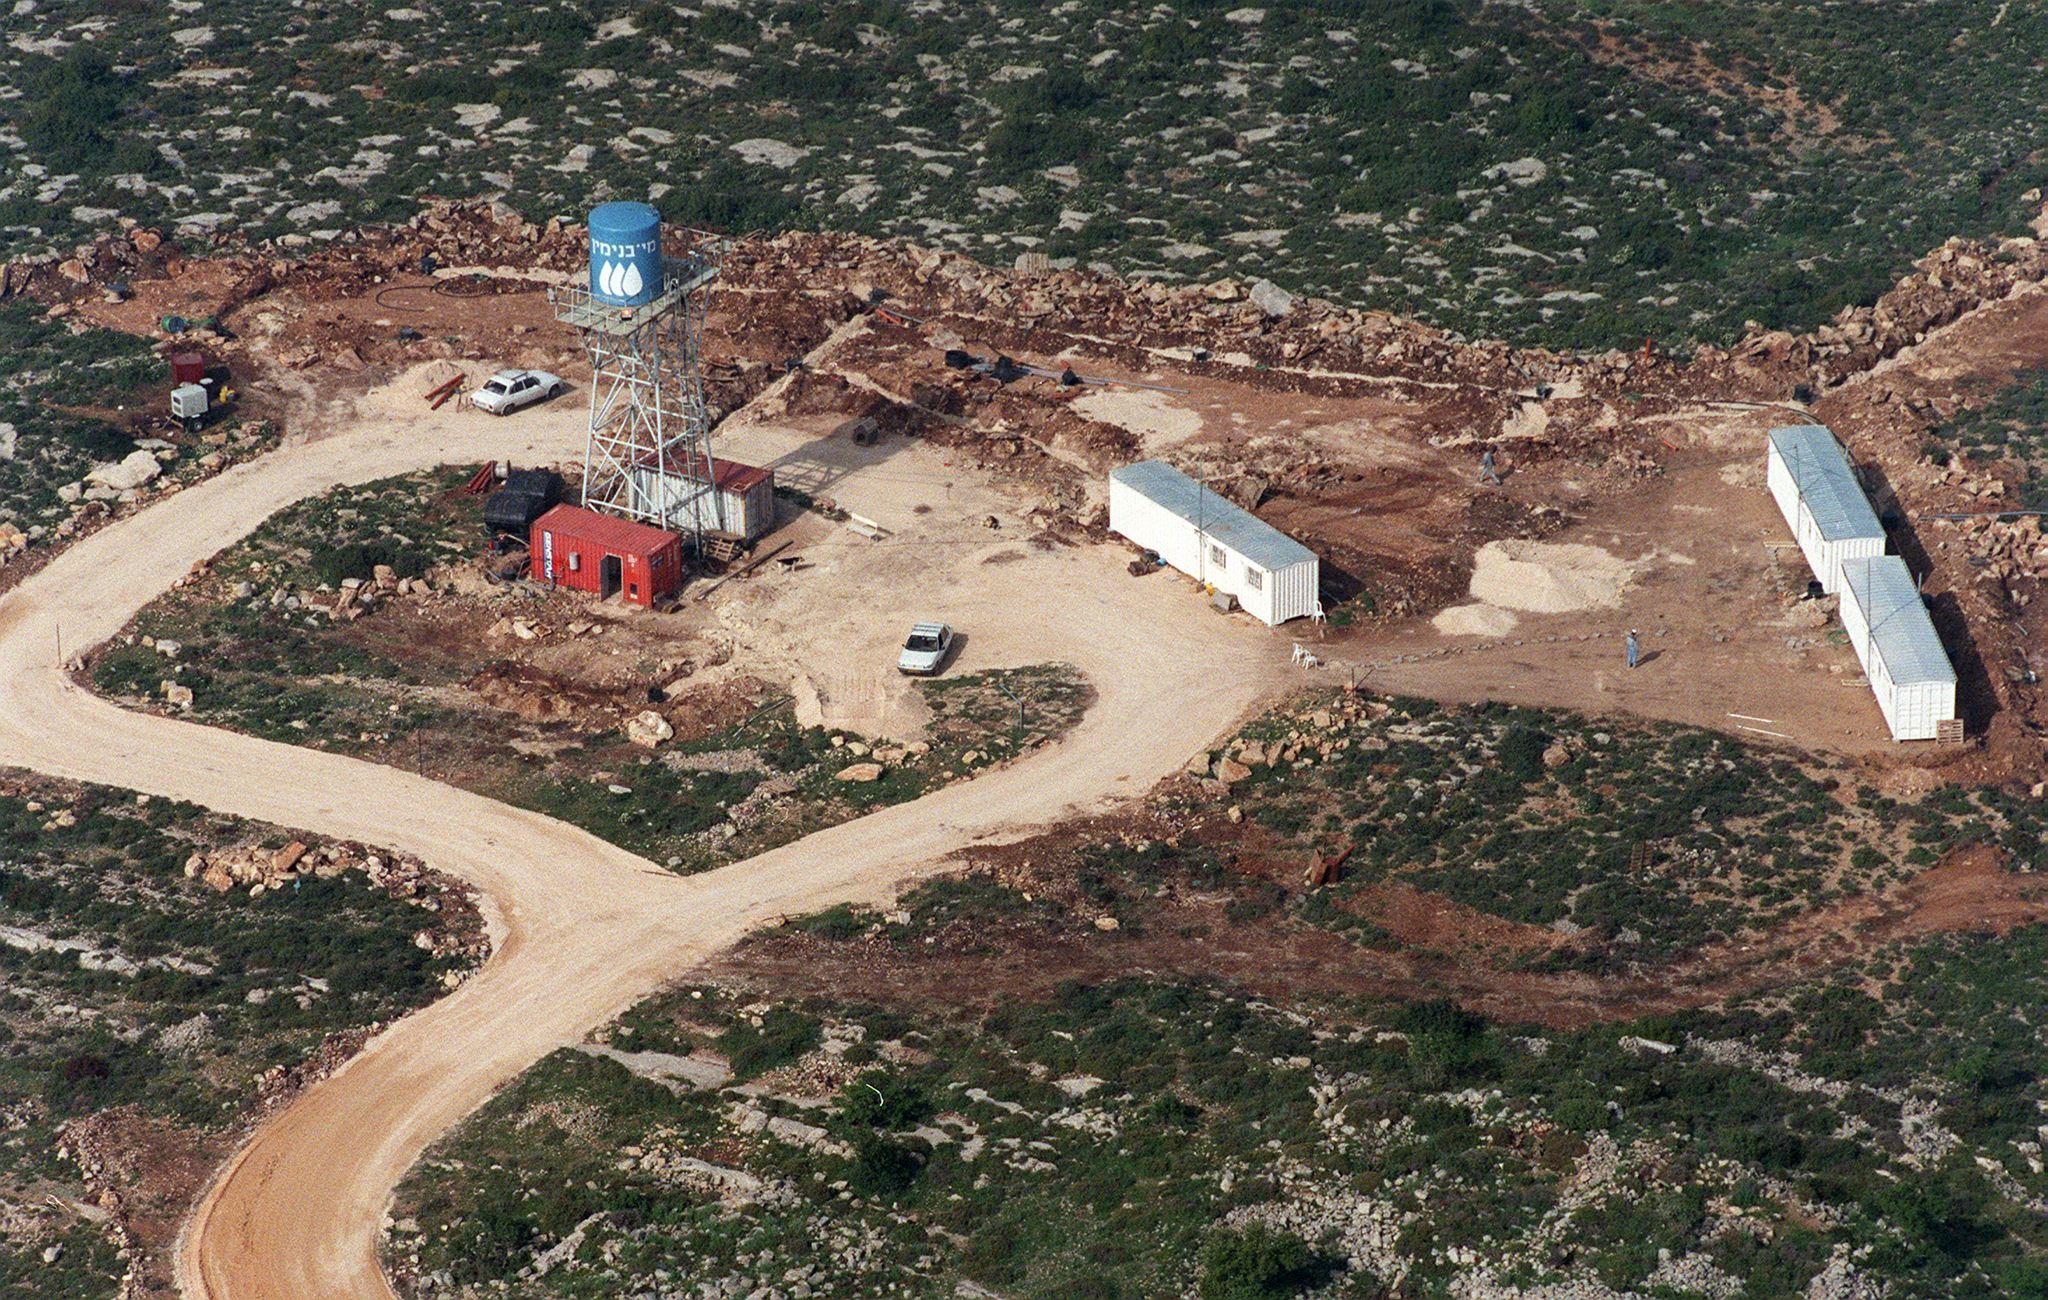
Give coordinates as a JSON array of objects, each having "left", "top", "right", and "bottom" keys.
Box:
[
  {"left": 897, "top": 621, "right": 955, "bottom": 675},
  {"left": 470, "top": 369, "right": 564, "bottom": 416}
]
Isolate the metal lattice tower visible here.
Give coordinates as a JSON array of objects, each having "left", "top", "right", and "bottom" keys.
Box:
[{"left": 550, "top": 237, "right": 727, "bottom": 547}]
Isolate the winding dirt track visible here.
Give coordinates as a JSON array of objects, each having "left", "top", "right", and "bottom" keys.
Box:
[{"left": 0, "top": 401, "right": 1272, "bottom": 1297}]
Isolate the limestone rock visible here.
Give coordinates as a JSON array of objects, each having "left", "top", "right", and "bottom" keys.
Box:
[
  {"left": 626, "top": 710, "right": 675, "bottom": 748},
  {"left": 86, "top": 449, "right": 163, "bottom": 492},
  {"left": 1249, "top": 278, "right": 1294, "bottom": 317},
  {"left": 835, "top": 762, "right": 884, "bottom": 783}
]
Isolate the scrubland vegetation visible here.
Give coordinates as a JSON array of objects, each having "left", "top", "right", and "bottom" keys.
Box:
[{"left": 5, "top": 2, "right": 2046, "bottom": 350}]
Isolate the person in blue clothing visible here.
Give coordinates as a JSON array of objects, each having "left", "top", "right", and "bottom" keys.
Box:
[
  {"left": 1479, "top": 448, "right": 1503, "bottom": 486},
  {"left": 1626, "top": 628, "right": 1641, "bottom": 669}
]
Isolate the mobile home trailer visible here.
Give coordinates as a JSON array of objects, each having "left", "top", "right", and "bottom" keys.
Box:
[
  {"left": 1107, "top": 460, "right": 1319, "bottom": 627},
  {"left": 1766, "top": 425, "right": 1885, "bottom": 593},
  {"left": 1836, "top": 555, "right": 1958, "bottom": 742}
]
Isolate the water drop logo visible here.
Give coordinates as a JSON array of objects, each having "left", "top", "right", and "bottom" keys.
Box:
[{"left": 619, "top": 261, "right": 644, "bottom": 299}]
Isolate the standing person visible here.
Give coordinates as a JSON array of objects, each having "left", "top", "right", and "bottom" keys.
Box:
[
  {"left": 1479, "top": 448, "right": 1503, "bottom": 486},
  {"left": 1626, "top": 628, "right": 1641, "bottom": 670}
]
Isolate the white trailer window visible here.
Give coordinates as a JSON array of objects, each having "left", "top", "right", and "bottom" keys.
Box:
[
  {"left": 1209, "top": 543, "right": 1227, "bottom": 568},
  {"left": 1244, "top": 567, "right": 1263, "bottom": 591}
]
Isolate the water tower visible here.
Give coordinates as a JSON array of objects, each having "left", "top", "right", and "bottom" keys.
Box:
[{"left": 551, "top": 202, "right": 727, "bottom": 546}]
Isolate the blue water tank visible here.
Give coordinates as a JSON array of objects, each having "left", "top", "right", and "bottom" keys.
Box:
[{"left": 587, "top": 201, "right": 663, "bottom": 307}]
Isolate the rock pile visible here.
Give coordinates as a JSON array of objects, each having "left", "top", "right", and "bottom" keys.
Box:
[
  {"left": 1939, "top": 512, "right": 2048, "bottom": 606},
  {"left": 185, "top": 839, "right": 358, "bottom": 895},
  {"left": 179, "top": 839, "right": 486, "bottom": 961},
  {"left": 1190, "top": 692, "right": 1381, "bottom": 786},
  {"left": 0, "top": 220, "right": 182, "bottom": 303}
]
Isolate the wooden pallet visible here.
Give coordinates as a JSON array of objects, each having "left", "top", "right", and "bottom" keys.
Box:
[
  {"left": 1935, "top": 717, "right": 1965, "bottom": 744},
  {"left": 701, "top": 536, "right": 746, "bottom": 565}
]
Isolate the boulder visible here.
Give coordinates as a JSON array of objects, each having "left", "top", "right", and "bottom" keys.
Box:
[
  {"left": 835, "top": 762, "right": 884, "bottom": 783},
  {"left": 625, "top": 710, "right": 675, "bottom": 748},
  {"left": 1249, "top": 278, "right": 1294, "bottom": 317},
  {"left": 0, "top": 421, "right": 15, "bottom": 461},
  {"left": 86, "top": 449, "right": 163, "bottom": 492},
  {"left": 160, "top": 681, "right": 194, "bottom": 709},
  {"left": 1214, "top": 758, "right": 1252, "bottom": 785}
]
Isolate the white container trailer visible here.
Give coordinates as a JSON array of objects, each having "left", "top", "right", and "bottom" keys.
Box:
[
  {"left": 1837, "top": 555, "right": 1957, "bottom": 741},
  {"left": 628, "top": 454, "right": 778, "bottom": 542},
  {"left": 1108, "top": 460, "right": 1320, "bottom": 626},
  {"left": 1766, "top": 425, "right": 1886, "bottom": 593}
]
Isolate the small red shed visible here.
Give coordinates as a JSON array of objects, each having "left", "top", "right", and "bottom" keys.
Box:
[{"left": 529, "top": 505, "right": 683, "bottom": 607}]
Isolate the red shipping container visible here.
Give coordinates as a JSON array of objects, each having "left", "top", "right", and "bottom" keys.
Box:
[
  {"left": 170, "top": 351, "right": 207, "bottom": 385},
  {"left": 529, "top": 505, "right": 683, "bottom": 608}
]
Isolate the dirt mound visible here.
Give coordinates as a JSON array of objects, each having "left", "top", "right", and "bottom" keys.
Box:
[
  {"left": 1468, "top": 539, "right": 1638, "bottom": 613},
  {"left": 1431, "top": 603, "right": 1521, "bottom": 637}
]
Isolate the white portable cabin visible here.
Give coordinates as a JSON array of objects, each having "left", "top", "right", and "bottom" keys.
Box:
[
  {"left": 1108, "top": 460, "right": 1320, "bottom": 626},
  {"left": 1766, "top": 425, "right": 1886, "bottom": 593},
  {"left": 1837, "top": 556, "right": 1958, "bottom": 741},
  {"left": 627, "top": 454, "right": 778, "bottom": 542}
]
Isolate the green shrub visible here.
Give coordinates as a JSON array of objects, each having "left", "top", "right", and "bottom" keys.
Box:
[
  {"left": 717, "top": 1006, "right": 821, "bottom": 1079},
  {"left": 1199, "top": 1224, "right": 1324, "bottom": 1300},
  {"left": 307, "top": 540, "right": 429, "bottom": 586},
  {"left": 847, "top": 1133, "right": 924, "bottom": 1199}
]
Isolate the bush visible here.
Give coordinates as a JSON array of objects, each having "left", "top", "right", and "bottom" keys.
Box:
[
  {"left": 307, "top": 540, "right": 428, "bottom": 586},
  {"left": 791, "top": 902, "right": 867, "bottom": 941},
  {"left": 836, "top": 1069, "right": 934, "bottom": 1130},
  {"left": 847, "top": 1133, "right": 924, "bottom": 1198},
  {"left": 716, "top": 1006, "right": 821, "bottom": 1079},
  {"left": 1199, "top": 1224, "right": 1323, "bottom": 1299},
  {"left": 1498, "top": 725, "right": 1549, "bottom": 783}
]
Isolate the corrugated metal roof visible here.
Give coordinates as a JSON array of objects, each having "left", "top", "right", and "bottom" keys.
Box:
[
  {"left": 532, "top": 504, "right": 679, "bottom": 554},
  {"left": 1110, "top": 460, "right": 1317, "bottom": 571},
  {"left": 1769, "top": 425, "right": 1884, "bottom": 543},
  {"left": 1843, "top": 556, "right": 1956, "bottom": 686}
]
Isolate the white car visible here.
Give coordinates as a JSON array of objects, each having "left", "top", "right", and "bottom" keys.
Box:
[
  {"left": 897, "top": 621, "right": 954, "bottom": 676},
  {"left": 470, "top": 369, "right": 564, "bottom": 416}
]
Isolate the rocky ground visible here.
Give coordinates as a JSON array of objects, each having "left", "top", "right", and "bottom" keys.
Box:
[{"left": 0, "top": 771, "right": 487, "bottom": 1299}]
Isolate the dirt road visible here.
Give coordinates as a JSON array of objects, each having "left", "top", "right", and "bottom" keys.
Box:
[{"left": 0, "top": 378, "right": 1275, "bottom": 1297}]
